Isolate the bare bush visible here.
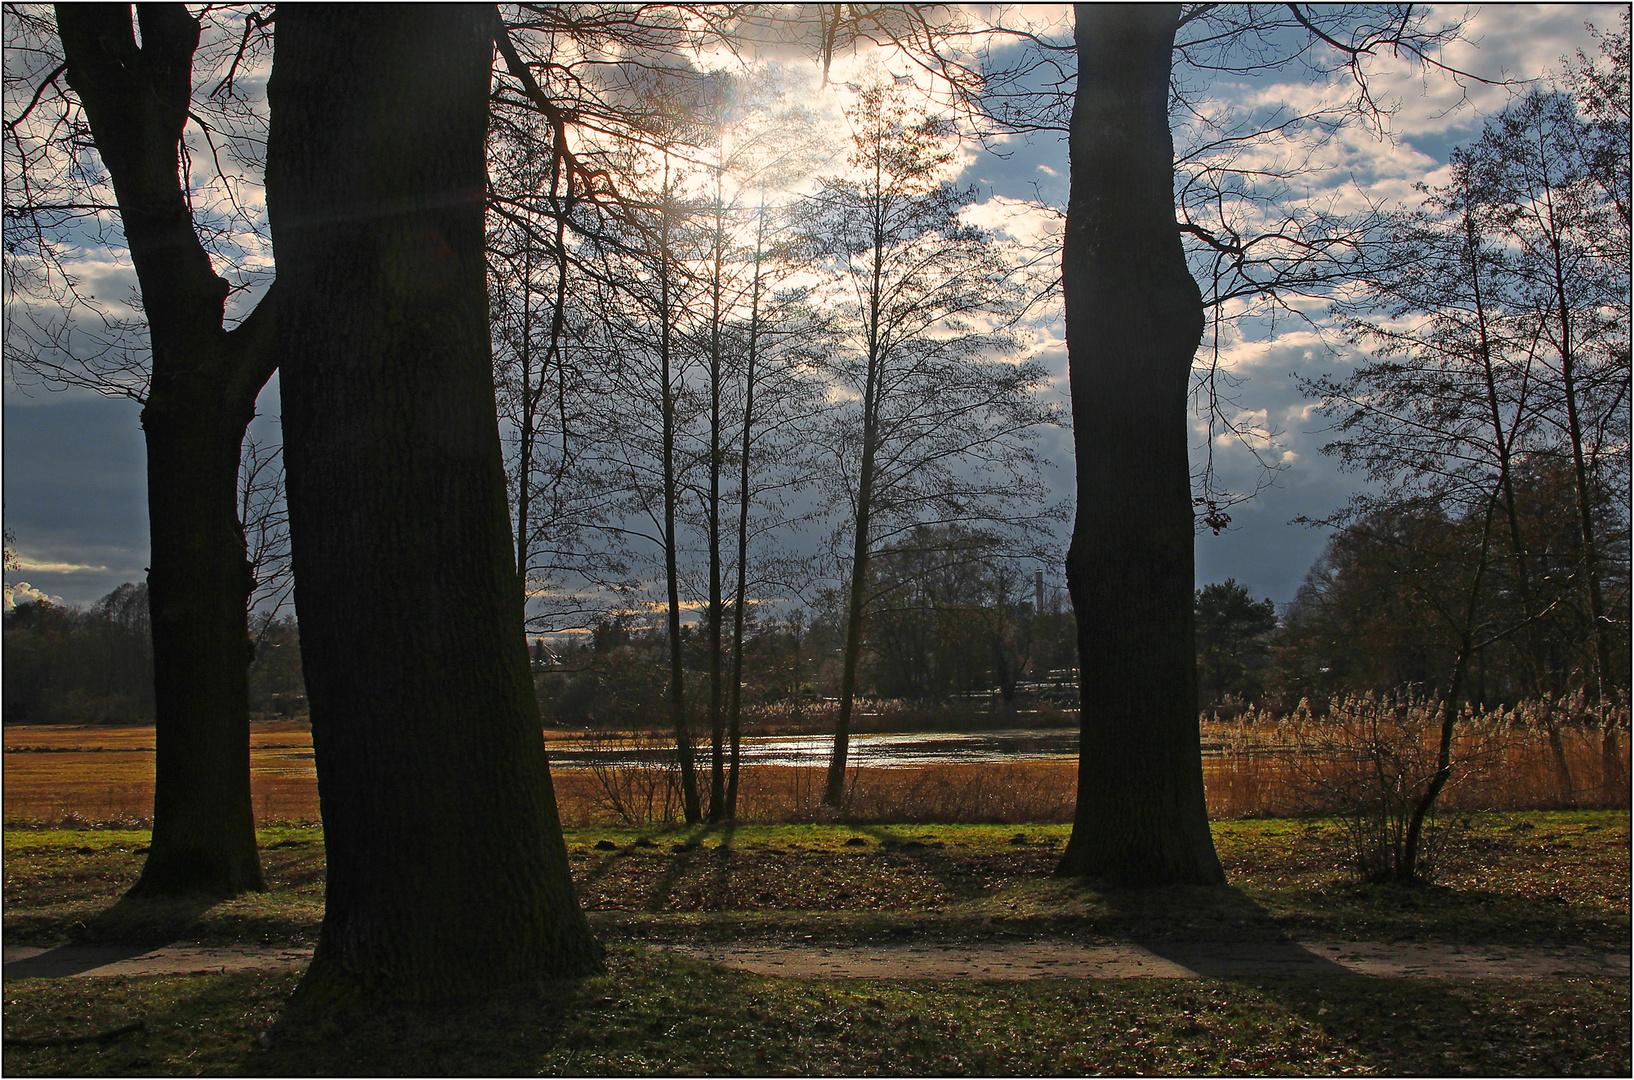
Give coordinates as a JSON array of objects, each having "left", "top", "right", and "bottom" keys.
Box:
[
  {"left": 1273, "top": 693, "right": 1510, "bottom": 881},
  {"left": 580, "top": 730, "right": 684, "bottom": 826}
]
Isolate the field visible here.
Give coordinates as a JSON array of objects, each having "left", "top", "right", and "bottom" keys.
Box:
[{"left": 3, "top": 709, "right": 1624, "bottom": 828}]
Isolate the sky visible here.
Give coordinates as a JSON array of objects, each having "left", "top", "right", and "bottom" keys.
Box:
[{"left": 3, "top": 4, "right": 1624, "bottom": 619}]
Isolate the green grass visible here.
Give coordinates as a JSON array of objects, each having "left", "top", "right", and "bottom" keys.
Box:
[
  {"left": 6, "top": 813, "right": 1625, "bottom": 949},
  {"left": 3, "top": 950, "right": 1627, "bottom": 1075}
]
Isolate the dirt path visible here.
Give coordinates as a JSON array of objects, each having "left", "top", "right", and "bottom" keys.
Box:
[{"left": 4, "top": 939, "right": 1626, "bottom": 982}]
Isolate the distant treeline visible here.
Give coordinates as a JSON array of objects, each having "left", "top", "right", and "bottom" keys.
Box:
[
  {"left": 3, "top": 586, "right": 302, "bottom": 725},
  {"left": 8, "top": 514, "right": 1625, "bottom": 728}
]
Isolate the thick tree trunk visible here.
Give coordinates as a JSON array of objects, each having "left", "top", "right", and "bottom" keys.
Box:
[
  {"left": 56, "top": 4, "right": 269, "bottom": 898},
  {"left": 1055, "top": 4, "right": 1224, "bottom": 886},
  {"left": 134, "top": 395, "right": 265, "bottom": 896},
  {"left": 266, "top": 4, "right": 602, "bottom": 1004}
]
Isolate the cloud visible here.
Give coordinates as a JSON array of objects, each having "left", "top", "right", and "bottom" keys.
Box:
[
  {"left": 8, "top": 557, "right": 110, "bottom": 574},
  {"left": 3, "top": 582, "right": 64, "bottom": 610}
]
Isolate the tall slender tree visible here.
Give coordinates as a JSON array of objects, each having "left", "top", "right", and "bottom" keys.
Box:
[{"left": 799, "top": 82, "right": 1056, "bottom": 807}]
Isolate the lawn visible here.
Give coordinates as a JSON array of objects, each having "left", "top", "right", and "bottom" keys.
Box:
[{"left": 3, "top": 812, "right": 1629, "bottom": 1075}]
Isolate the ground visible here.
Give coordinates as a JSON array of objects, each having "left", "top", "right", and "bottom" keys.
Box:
[{"left": 2, "top": 812, "right": 1628, "bottom": 1074}]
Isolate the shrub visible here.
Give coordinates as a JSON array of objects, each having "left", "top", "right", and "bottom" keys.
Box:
[{"left": 1273, "top": 693, "right": 1507, "bottom": 882}]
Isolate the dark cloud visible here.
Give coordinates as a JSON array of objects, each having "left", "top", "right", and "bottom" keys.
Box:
[{"left": 4, "top": 392, "right": 149, "bottom": 606}]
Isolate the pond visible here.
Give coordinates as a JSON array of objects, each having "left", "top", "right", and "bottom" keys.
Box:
[{"left": 544, "top": 729, "right": 1081, "bottom": 770}]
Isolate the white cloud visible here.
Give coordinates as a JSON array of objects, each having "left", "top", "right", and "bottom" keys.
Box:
[
  {"left": 3, "top": 582, "right": 64, "bottom": 610},
  {"left": 10, "top": 556, "right": 110, "bottom": 574}
]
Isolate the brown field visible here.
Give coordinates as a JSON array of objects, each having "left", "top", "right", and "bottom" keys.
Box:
[{"left": 4, "top": 710, "right": 1624, "bottom": 828}]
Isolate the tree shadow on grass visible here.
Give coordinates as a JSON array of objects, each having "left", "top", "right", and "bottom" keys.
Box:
[
  {"left": 636, "top": 825, "right": 709, "bottom": 912},
  {"left": 68, "top": 892, "right": 221, "bottom": 947},
  {"left": 848, "top": 822, "right": 1056, "bottom": 906},
  {"left": 258, "top": 973, "right": 596, "bottom": 1075},
  {"left": 1085, "top": 880, "right": 1516, "bottom": 1074},
  {"left": 710, "top": 823, "right": 739, "bottom": 906}
]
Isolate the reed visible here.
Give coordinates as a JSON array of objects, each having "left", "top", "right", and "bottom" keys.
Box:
[{"left": 4, "top": 696, "right": 1626, "bottom": 829}]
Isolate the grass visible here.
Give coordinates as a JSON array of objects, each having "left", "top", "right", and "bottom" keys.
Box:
[
  {"left": 4, "top": 719, "right": 1628, "bottom": 1075},
  {"left": 3, "top": 951, "right": 1627, "bottom": 1075},
  {"left": 5, "top": 813, "right": 1627, "bottom": 950},
  {"left": 3, "top": 815, "right": 1627, "bottom": 1075}
]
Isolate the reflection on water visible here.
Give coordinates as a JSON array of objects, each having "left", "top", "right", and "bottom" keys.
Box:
[
  {"left": 260, "top": 728, "right": 1249, "bottom": 773},
  {"left": 545, "top": 729, "right": 1080, "bottom": 770}
]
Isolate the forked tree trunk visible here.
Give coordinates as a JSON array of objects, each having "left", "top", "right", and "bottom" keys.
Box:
[
  {"left": 267, "top": 4, "right": 602, "bottom": 1005},
  {"left": 1055, "top": 3, "right": 1224, "bottom": 886},
  {"left": 56, "top": 4, "right": 271, "bottom": 898}
]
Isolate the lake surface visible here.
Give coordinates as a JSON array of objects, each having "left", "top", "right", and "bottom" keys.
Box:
[{"left": 545, "top": 729, "right": 1080, "bottom": 770}]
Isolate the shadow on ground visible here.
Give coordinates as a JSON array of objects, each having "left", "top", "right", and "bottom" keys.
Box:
[{"left": 1090, "top": 880, "right": 1499, "bottom": 1074}]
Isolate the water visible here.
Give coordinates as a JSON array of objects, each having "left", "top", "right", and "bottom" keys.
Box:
[{"left": 545, "top": 728, "right": 1080, "bottom": 770}]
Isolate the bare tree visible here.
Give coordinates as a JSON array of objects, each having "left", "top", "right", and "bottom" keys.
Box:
[
  {"left": 5, "top": 4, "right": 278, "bottom": 896},
  {"left": 797, "top": 81, "right": 1059, "bottom": 807},
  {"left": 1306, "top": 49, "right": 1632, "bottom": 837}
]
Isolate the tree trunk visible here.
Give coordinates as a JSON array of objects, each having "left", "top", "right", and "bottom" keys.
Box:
[
  {"left": 56, "top": 4, "right": 270, "bottom": 898},
  {"left": 725, "top": 207, "right": 767, "bottom": 822},
  {"left": 135, "top": 394, "right": 266, "bottom": 897},
  {"left": 656, "top": 186, "right": 703, "bottom": 825},
  {"left": 1055, "top": 3, "right": 1224, "bottom": 886},
  {"left": 266, "top": 4, "right": 602, "bottom": 1005},
  {"left": 706, "top": 196, "right": 728, "bottom": 823},
  {"left": 825, "top": 434, "right": 877, "bottom": 807},
  {"left": 1400, "top": 493, "right": 1500, "bottom": 880}
]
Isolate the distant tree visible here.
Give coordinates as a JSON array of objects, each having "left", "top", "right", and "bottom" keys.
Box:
[
  {"left": 864, "top": 525, "right": 1047, "bottom": 705},
  {"left": 247, "top": 613, "right": 304, "bottom": 717},
  {"left": 266, "top": 5, "right": 601, "bottom": 1004},
  {"left": 3, "top": 598, "right": 81, "bottom": 724},
  {"left": 868, "top": 526, "right": 995, "bottom": 702},
  {"left": 2, "top": 583, "right": 154, "bottom": 725},
  {"left": 1194, "top": 579, "right": 1277, "bottom": 707},
  {"left": 1274, "top": 521, "right": 1463, "bottom": 705}
]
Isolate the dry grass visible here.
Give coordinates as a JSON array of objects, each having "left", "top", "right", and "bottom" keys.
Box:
[
  {"left": 1200, "top": 696, "right": 1631, "bottom": 820},
  {"left": 5, "top": 699, "right": 1627, "bottom": 829}
]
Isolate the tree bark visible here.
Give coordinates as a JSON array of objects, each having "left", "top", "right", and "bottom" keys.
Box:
[
  {"left": 266, "top": 4, "right": 602, "bottom": 1004},
  {"left": 1055, "top": 3, "right": 1224, "bottom": 886},
  {"left": 56, "top": 3, "right": 270, "bottom": 898}
]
